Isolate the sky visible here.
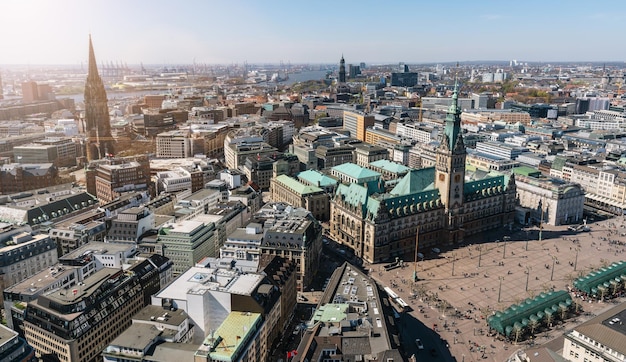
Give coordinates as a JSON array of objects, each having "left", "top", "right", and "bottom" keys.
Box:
[{"left": 1, "top": 0, "right": 625, "bottom": 65}]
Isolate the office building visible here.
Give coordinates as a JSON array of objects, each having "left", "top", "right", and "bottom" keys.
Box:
[
  {"left": 0, "top": 223, "right": 57, "bottom": 293},
  {"left": 24, "top": 269, "right": 145, "bottom": 362},
  {"left": 86, "top": 155, "right": 150, "bottom": 203},
  {"left": 102, "top": 305, "right": 194, "bottom": 362},
  {"left": 106, "top": 207, "right": 155, "bottom": 242},
  {"left": 156, "top": 130, "right": 199, "bottom": 158},
  {"left": 0, "top": 324, "right": 36, "bottom": 362},
  {"left": 0, "top": 184, "right": 99, "bottom": 229},
  {"left": 270, "top": 174, "right": 330, "bottom": 221},
  {"left": 0, "top": 163, "right": 59, "bottom": 194},
  {"left": 152, "top": 262, "right": 281, "bottom": 353},
  {"left": 255, "top": 203, "right": 323, "bottom": 291},
  {"left": 156, "top": 220, "right": 217, "bottom": 275},
  {"left": 14, "top": 138, "right": 78, "bottom": 167},
  {"left": 293, "top": 262, "right": 402, "bottom": 361},
  {"left": 562, "top": 302, "right": 626, "bottom": 362},
  {"left": 343, "top": 110, "right": 374, "bottom": 141}
]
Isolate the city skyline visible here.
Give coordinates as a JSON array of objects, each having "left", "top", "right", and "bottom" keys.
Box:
[{"left": 1, "top": 0, "right": 626, "bottom": 66}]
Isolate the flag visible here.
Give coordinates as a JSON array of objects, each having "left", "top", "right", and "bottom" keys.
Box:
[{"left": 287, "top": 350, "right": 298, "bottom": 359}]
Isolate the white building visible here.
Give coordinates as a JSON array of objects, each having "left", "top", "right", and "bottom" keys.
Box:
[
  {"left": 155, "top": 168, "right": 192, "bottom": 194},
  {"left": 562, "top": 302, "right": 626, "bottom": 362},
  {"left": 219, "top": 223, "right": 264, "bottom": 261},
  {"left": 513, "top": 168, "right": 585, "bottom": 226}
]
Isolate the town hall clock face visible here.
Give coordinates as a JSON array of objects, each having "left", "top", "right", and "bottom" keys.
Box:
[{"left": 439, "top": 174, "right": 445, "bottom": 181}]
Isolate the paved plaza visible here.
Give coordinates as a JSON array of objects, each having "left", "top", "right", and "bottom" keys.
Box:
[{"left": 369, "top": 217, "right": 626, "bottom": 362}]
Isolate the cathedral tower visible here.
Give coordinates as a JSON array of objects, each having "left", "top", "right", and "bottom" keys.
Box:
[
  {"left": 434, "top": 83, "right": 466, "bottom": 244},
  {"left": 339, "top": 55, "right": 346, "bottom": 83},
  {"left": 84, "top": 35, "right": 114, "bottom": 161}
]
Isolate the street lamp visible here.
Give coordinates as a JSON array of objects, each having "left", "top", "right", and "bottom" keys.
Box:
[
  {"left": 478, "top": 245, "right": 483, "bottom": 267},
  {"left": 525, "top": 267, "right": 531, "bottom": 291},
  {"left": 574, "top": 248, "right": 579, "bottom": 271},
  {"left": 452, "top": 253, "right": 456, "bottom": 276},
  {"left": 498, "top": 276, "right": 504, "bottom": 302},
  {"left": 503, "top": 240, "right": 507, "bottom": 259},
  {"left": 551, "top": 256, "right": 557, "bottom": 281}
]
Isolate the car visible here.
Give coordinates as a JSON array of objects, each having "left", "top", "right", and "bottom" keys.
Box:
[{"left": 415, "top": 339, "right": 424, "bottom": 350}]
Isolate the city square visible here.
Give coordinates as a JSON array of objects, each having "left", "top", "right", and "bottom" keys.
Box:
[{"left": 369, "top": 217, "right": 626, "bottom": 361}]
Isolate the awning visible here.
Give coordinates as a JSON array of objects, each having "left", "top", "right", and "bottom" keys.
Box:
[{"left": 585, "top": 193, "right": 626, "bottom": 210}]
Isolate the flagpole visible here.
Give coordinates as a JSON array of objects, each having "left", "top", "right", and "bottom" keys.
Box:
[{"left": 413, "top": 227, "right": 419, "bottom": 282}]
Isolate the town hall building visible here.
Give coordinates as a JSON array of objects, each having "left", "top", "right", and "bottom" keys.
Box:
[{"left": 329, "top": 85, "right": 517, "bottom": 263}]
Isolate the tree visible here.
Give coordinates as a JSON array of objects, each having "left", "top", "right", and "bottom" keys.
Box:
[
  {"left": 513, "top": 324, "right": 524, "bottom": 344},
  {"left": 528, "top": 318, "right": 539, "bottom": 337},
  {"left": 558, "top": 304, "right": 569, "bottom": 321},
  {"left": 544, "top": 312, "right": 554, "bottom": 329}
]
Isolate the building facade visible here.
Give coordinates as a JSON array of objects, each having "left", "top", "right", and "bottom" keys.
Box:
[
  {"left": 23, "top": 269, "right": 144, "bottom": 362},
  {"left": 269, "top": 174, "right": 330, "bottom": 221},
  {"left": 156, "top": 220, "right": 217, "bottom": 276},
  {"left": 343, "top": 110, "right": 374, "bottom": 142},
  {"left": 330, "top": 86, "right": 517, "bottom": 263}
]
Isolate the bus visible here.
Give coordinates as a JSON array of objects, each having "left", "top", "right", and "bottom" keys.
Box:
[{"left": 384, "top": 287, "right": 411, "bottom": 312}]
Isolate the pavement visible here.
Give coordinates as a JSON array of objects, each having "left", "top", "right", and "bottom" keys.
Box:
[{"left": 368, "top": 217, "right": 626, "bottom": 362}]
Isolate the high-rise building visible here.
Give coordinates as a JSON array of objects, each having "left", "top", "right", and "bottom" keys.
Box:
[
  {"left": 84, "top": 35, "right": 114, "bottom": 161},
  {"left": 339, "top": 55, "right": 346, "bottom": 83}
]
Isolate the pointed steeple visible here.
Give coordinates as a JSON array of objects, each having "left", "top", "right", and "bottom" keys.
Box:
[
  {"left": 443, "top": 81, "right": 463, "bottom": 150},
  {"left": 88, "top": 34, "right": 99, "bottom": 79},
  {"left": 84, "top": 35, "right": 114, "bottom": 161}
]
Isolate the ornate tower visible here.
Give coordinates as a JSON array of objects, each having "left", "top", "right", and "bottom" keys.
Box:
[
  {"left": 84, "top": 35, "right": 114, "bottom": 161},
  {"left": 339, "top": 55, "right": 346, "bottom": 83},
  {"left": 434, "top": 83, "right": 466, "bottom": 244}
]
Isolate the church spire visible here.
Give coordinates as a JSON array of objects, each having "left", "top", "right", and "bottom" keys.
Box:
[
  {"left": 84, "top": 35, "right": 114, "bottom": 161},
  {"left": 88, "top": 34, "right": 99, "bottom": 80},
  {"left": 443, "top": 81, "right": 462, "bottom": 150}
]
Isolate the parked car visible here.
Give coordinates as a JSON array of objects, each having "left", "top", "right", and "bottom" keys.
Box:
[{"left": 415, "top": 339, "right": 424, "bottom": 350}]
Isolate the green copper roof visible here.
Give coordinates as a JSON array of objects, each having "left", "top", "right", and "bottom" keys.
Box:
[
  {"left": 297, "top": 170, "right": 338, "bottom": 188},
  {"left": 275, "top": 174, "right": 323, "bottom": 195},
  {"left": 332, "top": 163, "right": 381, "bottom": 182},
  {"left": 312, "top": 303, "right": 349, "bottom": 323},
  {"left": 390, "top": 168, "right": 436, "bottom": 196},
  {"left": 512, "top": 166, "right": 542, "bottom": 177},
  {"left": 464, "top": 175, "right": 505, "bottom": 195},
  {"left": 443, "top": 82, "right": 462, "bottom": 150},
  {"left": 551, "top": 156, "right": 567, "bottom": 171},
  {"left": 370, "top": 159, "right": 411, "bottom": 174},
  {"left": 335, "top": 179, "right": 385, "bottom": 215}
]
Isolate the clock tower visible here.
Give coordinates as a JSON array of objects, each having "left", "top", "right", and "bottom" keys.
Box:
[{"left": 434, "top": 83, "right": 466, "bottom": 244}]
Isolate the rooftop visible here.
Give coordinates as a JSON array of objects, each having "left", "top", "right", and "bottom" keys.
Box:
[
  {"left": 199, "top": 311, "right": 261, "bottom": 361},
  {"left": 274, "top": 174, "right": 323, "bottom": 195},
  {"left": 332, "top": 163, "right": 381, "bottom": 181},
  {"left": 297, "top": 170, "right": 338, "bottom": 188},
  {"left": 369, "top": 159, "right": 411, "bottom": 174}
]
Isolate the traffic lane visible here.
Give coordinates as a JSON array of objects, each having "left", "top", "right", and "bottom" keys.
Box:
[{"left": 399, "top": 311, "right": 454, "bottom": 362}]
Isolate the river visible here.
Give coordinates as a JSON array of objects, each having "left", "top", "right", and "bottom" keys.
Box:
[{"left": 24, "top": 69, "right": 332, "bottom": 103}]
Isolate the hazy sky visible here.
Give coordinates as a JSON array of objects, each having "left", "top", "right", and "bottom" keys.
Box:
[{"left": 1, "top": 0, "right": 625, "bottom": 65}]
